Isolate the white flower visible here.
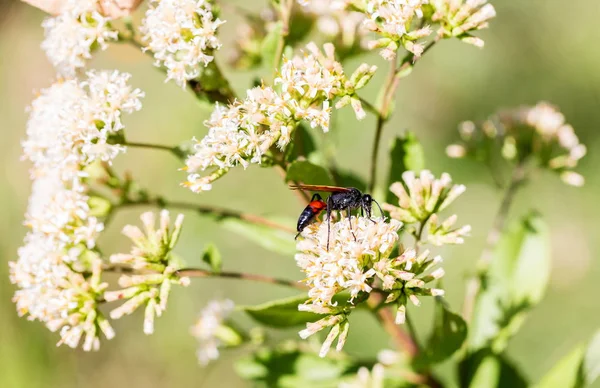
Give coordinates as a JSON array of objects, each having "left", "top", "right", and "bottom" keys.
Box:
[
  {"left": 383, "top": 170, "right": 466, "bottom": 224},
  {"left": 41, "top": 0, "right": 118, "bottom": 76},
  {"left": 107, "top": 211, "right": 189, "bottom": 334},
  {"left": 22, "top": 71, "right": 144, "bottom": 182},
  {"left": 141, "top": 0, "right": 225, "bottom": 87},
  {"left": 190, "top": 299, "right": 235, "bottom": 365}
]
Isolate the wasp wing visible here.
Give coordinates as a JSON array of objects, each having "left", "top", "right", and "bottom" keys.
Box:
[{"left": 289, "top": 184, "right": 351, "bottom": 193}]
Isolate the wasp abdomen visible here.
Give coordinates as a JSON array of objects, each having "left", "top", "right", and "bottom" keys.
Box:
[{"left": 296, "top": 197, "right": 327, "bottom": 234}]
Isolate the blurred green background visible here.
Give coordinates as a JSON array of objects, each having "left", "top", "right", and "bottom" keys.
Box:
[{"left": 0, "top": 0, "right": 598, "bottom": 387}]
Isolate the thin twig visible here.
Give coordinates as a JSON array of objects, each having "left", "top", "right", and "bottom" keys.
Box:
[
  {"left": 117, "top": 198, "right": 296, "bottom": 234},
  {"left": 272, "top": 0, "right": 293, "bottom": 78},
  {"left": 367, "top": 40, "right": 440, "bottom": 194},
  {"left": 462, "top": 163, "right": 527, "bottom": 321},
  {"left": 124, "top": 141, "right": 186, "bottom": 161},
  {"left": 175, "top": 268, "right": 307, "bottom": 290},
  {"left": 367, "top": 292, "right": 418, "bottom": 357},
  {"left": 404, "top": 312, "right": 422, "bottom": 352}
]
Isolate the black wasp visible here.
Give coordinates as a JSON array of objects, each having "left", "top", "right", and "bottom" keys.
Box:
[{"left": 290, "top": 184, "right": 383, "bottom": 250}]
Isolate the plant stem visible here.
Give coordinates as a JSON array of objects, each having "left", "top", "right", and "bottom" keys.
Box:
[
  {"left": 103, "top": 265, "right": 305, "bottom": 290},
  {"left": 404, "top": 311, "right": 422, "bottom": 352},
  {"left": 462, "top": 163, "right": 527, "bottom": 321},
  {"left": 367, "top": 292, "right": 418, "bottom": 357},
  {"left": 367, "top": 40, "right": 439, "bottom": 194},
  {"left": 117, "top": 197, "right": 296, "bottom": 234},
  {"left": 272, "top": 0, "right": 293, "bottom": 78},
  {"left": 123, "top": 141, "right": 186, "bottom": 161},
  {"left": 175, "top": 268, "right": 307, "bottom": 290}
]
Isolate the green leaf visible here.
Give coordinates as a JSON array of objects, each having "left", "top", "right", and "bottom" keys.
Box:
[
  {"left": 332, "top": 169, "right": 367, "bottom": 192},
  {"left": 469, "top": 212, "right": 551, "bottom": 352},
  {"left": 235, "top": 346, "right": 358, "bottom": 387},
  {"left": 459, "top": 349, "right": 528, "bottom": 388},
  {"left": 241, "top": 295, "right": 320, "bottom": 328},
  {"left": 385, "top": 132, "right": 425, "bottom": 204},
  {"left": 288, "top": 124, "right": 321, "bottom": 165},
  {"left": 260, "top": 21, "right": 284, "bottom": 71},
  {"left": 221, "top": 217, "right": 295, "bottom": 256},
  {"left": 414, "top": 299, "right": 467, "bottom": 368},
  {"left": 201, "top": 243, "right": 222, "bottom": 273},
  {"left": 286, "top": 160, "right": 334, "bottom": 186},
  {"left": 535, "top": 329, "right": 600, "bottom": 388}
]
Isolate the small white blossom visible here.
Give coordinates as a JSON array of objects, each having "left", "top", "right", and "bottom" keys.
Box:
[
  {"left": 190, "top": 299, "right": 235, "bottom": 365},
  {"left": 41, "top": 0, "right": 118, "bottom": 76},
  {"left": 107, "top": 211, "right": 188, "bottom": 333},
  {"left": 383, "top": 170, "right": 466, "bottom": 224},
  {"left": 141, "top": 0, "right": 225, "bottom": 87}
]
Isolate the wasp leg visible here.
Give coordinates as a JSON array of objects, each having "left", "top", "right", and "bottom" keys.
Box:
[
  {"left": 347, "top": 207, "right": 357, "bottom": 241},
  {"left": 326, "top": 196, "right": 334, "bottom": 251}
]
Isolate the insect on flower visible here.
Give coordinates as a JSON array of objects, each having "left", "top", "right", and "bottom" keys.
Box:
[{"left": 290, "top": 184, "right": 384, "bottom": 250}]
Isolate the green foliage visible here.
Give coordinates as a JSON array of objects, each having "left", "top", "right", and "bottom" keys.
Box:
[
  {"left": 221, "top": 218, "right": 296, "bottom": 256},
  {"left": 536, "top": 330, "right": 600, "bottom": 388},
  {"left": 241, "top": 295, "right": 321, "bottom": 328},
  {"left": 286, "top": 160, "right": 334, "bottom": 185},
  {"left": 385, "top": 132, "right": 425, "bottom": 204},
  {"left": 201, "top": 243, "right": 222, "bottom": 273},
  {"left": 469, "top": 212, "right": 551, "bottom": 352},
  {"left": 459, "top": 349, "right": 529, "bottom": 388},
  {"left": 287, "top": 124, "right": 321, "bottom": 165},
  {"left": 260, "top": 21, "right": 284, "bottom": 71},
  {"left": 235, "top": 345, "right": 359, "bottom": 387},
  {"left": 414, "top": 299, "right": 467, "bottom": 368}
]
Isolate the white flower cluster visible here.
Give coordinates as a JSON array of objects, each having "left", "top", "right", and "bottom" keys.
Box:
[
  {"left": 431, "top": 0, "right": 496, "bottom": 47},
  {"left": 41, "top": 0, "right": 118, "bottom": 76},
  {"left": 10, "top": 171, "right": 112, "bottom": 350},
  {"left": 105, "top": 211, "right": 190, "bottom": 335},
  {"left": 297, "top": 216, "right": 402, "bottom": 306},
  {"left": 447, "top": 102, "right": 587, "bottom": 187},
  {"left": 363, "top": 0, "right": 432, "bottom": 59},
  {"left": 22, "top": 71, "right": 144, "bottom": 182},
  {"left": 184, "top": 43, "right": 376, "bottom": 193},
  {"left": 295, "top": 214, "right": 446, "bottom": 356},
  {"left": 141, "top": 0, "right": 225, "bottom": 87},
  {"left": 383, "top": 170, "right": 466, "bottom": 218},
  {"left": 190, "top": 299, "right": 235, "bottom": 365},
  {"left": 297, "top": 0, "right": 368, "bottom": 51},
  {"left": 10, "top": 71, "right": 143, "bottom": 350}
]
